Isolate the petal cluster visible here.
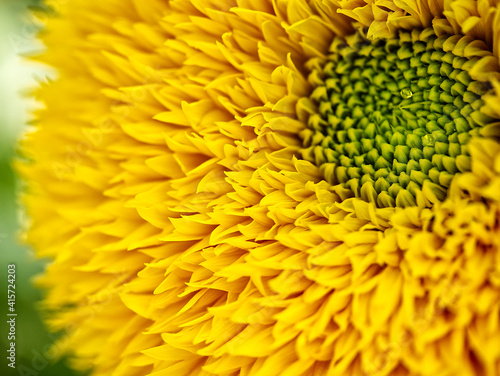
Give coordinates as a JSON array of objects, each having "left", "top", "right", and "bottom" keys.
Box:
[{"left": 19, "top": 0, "right": 500, "bottom": 375}]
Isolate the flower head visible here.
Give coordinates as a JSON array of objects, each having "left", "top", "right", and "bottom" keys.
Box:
[{"left": 20, "top": 0, "right": 500, "bottom": 375}]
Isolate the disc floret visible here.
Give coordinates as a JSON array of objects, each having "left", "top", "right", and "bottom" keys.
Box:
[{"left": 300, "top": 28, "right": 495, "bottom": 207}]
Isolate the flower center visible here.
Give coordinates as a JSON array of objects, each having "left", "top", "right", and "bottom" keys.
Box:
[{"left": 300, "top": 28, "right": 494, "bottom": 208}]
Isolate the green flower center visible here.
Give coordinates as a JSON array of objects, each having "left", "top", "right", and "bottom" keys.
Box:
[{"left": 300, "top": 28, "right": 494, "bottom": 208}]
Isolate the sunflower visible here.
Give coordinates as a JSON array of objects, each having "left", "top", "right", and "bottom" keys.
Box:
[{"left": 19, "top": 0, "right": 500, "bottom": 375}]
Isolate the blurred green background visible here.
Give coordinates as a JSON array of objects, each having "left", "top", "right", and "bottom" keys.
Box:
[{"left": 1, "top": 1, "right": 82, "bottom": 375}]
